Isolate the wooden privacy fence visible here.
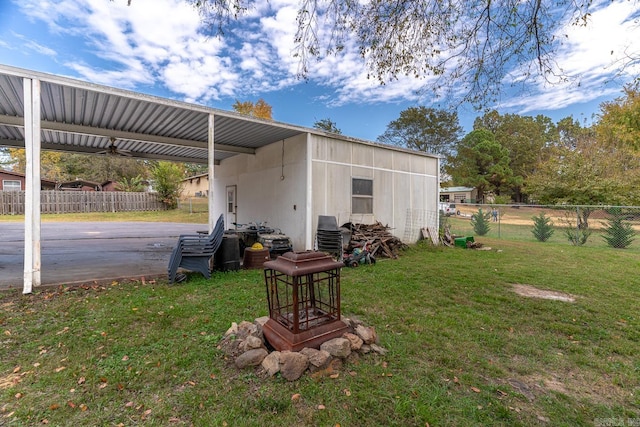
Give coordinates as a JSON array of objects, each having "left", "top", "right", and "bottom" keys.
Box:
[{"left": 0, "top": 191, "right": 165, "bottom": 215}]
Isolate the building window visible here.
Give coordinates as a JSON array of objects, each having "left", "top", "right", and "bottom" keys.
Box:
[
  {"left": 352, "top": 178, "right": 373, "bottom": 214},
  {"left": 3, "top": 180, "right": 21, "bottom": 191}
]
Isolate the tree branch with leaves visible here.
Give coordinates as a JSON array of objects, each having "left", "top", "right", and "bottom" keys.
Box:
[{"left": 124, "top": 0, "right": 638, "bottom": 108}]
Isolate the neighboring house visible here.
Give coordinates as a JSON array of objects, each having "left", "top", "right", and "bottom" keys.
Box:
[
  {"left": 0, "top": 169, "right": 56, "bottom": 190},
  {"left": 57, "top": 179, "right": 102, "bottom": 191},
  {"left": 181, "top": 173, "right": 209, "bottom": 198},
  {"left": 101, "top": 181, "right": 122, "bottom": 192},
  {"left": 213, "top": 134, "right": 439, "bottom": 250},
  {"left": 440, "top": 186, "right": 479, "bottom": 204}
]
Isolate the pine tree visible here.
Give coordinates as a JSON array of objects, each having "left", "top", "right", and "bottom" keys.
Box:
[
  {"left": 602, "top": 209, "right": 635, "bottom": 249},
  {"left": 531, "top": 212, "right": 555, "bottom": 242},
  {"left": 470, "top": 208, "right": 491, "bottom": 236}
]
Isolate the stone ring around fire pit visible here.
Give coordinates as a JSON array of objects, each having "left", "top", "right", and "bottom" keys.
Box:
[{"left": 218, "top": 316, "right": 388, "bottom": 381}]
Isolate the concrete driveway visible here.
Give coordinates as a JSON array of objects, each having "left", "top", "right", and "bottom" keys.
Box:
[{"left": 0, "top": 222, "right": 206, "bottom": 290}]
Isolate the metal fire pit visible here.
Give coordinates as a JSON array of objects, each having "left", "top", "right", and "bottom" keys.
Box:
[{"left": 262, "top": 251, "right": 348, "bottom": 351}]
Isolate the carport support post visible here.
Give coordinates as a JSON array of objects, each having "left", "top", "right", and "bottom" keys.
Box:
[
  {"left": 305, "top": 132, "right": 313, "bottom": 249},
  {"left": 23, "top": 77, "right": 42, "bottom": 294},
  {"left": 207, "top": 113, "right": 215, "bottom": 232}
]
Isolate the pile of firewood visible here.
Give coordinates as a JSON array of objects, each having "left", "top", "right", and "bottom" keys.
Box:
[{"left": 344, "top": 222, "right": 407, "bottom": 259}]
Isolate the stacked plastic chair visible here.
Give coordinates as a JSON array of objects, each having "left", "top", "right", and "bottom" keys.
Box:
[
  {"left": 316, "top": 215, "right": 343, "bottom": 260},
  {"left": 168, "top": 214, "right": 225, "bottom": 284}
]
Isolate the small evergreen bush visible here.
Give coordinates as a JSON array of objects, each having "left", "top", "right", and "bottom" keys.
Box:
[
  {"left": 470, "top": 208, "right": 491, "bottom": 236},
  {"left": 531, "top": 212, "right": 555, "bottom": 242},
  {"left": 602, "top": 209, "right": 635, "bottom": 249}
]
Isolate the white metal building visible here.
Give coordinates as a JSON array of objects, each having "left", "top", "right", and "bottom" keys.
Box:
[
  {"left": 0, "top": 64, "right": 440, "bottom": 293},
  {"left": 214, "top": 133, "right": 439, "bottom": 250}
]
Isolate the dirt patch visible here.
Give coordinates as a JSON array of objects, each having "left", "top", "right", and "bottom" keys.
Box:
[
  {"left": 511, "top": 284, "right": 576, "bottom": 302},
  {"left": 519, "top": 371, "right": 629, "bottom": 407}
]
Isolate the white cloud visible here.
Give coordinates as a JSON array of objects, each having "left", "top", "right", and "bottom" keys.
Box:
[
  {"left": 12, "top": 0, "right": 639, "bottom": 116},
  {"left": 7, "top": 31, "right": 58, "bottom": 57},
  {"left": 9, "top": 0, "right": 458, "bottom": 107},
  {"left": 24, "top": 41, "right": 57, "bottom": 57},
  {"left": 500, "top": 0, "right": 639, "bottom": 113}
]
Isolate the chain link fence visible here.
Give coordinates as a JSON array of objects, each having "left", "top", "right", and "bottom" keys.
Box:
[
  {"left": 176, "top": 200, "right": 639, "bottom": 251},
  {"left": 176, "top": 196, "right": 209, "bottom": 214},
  {"left": 437, "top": 204, "right": 640, "bottom": 252}
]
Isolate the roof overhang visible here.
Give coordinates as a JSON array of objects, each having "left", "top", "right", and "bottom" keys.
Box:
[{"left": 0, "top": 64, "right": 310, "bottom": 164}]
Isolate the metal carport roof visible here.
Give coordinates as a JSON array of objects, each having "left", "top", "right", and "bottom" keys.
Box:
[{"left": 0, "top": 64, "right": 310, "bottom": 164}]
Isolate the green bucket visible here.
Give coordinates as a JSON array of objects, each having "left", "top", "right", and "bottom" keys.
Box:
[{"left": 454, "top": 236, "right": 474, "bottom": 248}]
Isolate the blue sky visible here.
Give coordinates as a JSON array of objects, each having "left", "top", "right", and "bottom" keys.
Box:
[{"left": 0, "top": 0, "right": 638, "bottom": 141}]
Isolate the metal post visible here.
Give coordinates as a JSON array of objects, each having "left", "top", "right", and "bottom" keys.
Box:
[
  {"left": 23, "top": 78, "right": 42, "bottom": 294},
  {"left": 208, "top": 113, "right": 215, "bottom": 232},
  {"left": 305, "top": 132, "right": 313, "bottom": 250}
]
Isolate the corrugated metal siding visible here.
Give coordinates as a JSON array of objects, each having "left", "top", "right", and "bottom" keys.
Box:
[{"left": 0, "top": 74, "right": 24, "bottom": 116}]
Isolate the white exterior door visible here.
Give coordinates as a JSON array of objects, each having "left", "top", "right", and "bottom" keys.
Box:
[{"left": 226, "top": 185, "right": 237, "bottom": 228}]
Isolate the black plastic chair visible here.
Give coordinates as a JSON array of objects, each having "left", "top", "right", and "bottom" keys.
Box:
[
  {"left": 167, "top": 214, "right": 224, "bottom": 284},
  {"left": 316, "top": 215, "right": 343, "bottom": 260}
]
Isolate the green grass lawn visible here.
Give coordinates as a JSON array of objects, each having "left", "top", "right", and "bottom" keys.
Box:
[{"left": 2, "top": 238, "right": 639, "bottom": 426}]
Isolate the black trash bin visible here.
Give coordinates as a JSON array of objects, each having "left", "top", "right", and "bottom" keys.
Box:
[{"left": 214, "top": 234, "right": 241, "bottom": 272}]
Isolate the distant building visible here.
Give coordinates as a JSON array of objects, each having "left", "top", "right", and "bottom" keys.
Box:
[
  {"left": 0, "top": 169, "right": 56, "bottom": 191},
  {"left": 101, "top": 181, "right": 120, "bottom": 192},
  {"left": 440, "top": 186, "right": 478, "bottom": 204},
  {"left": 56, "top": 179, "right": 103, "bottom": 191},
  {"left": 181, "top": 173, "right": 209, "bottom": 198}
]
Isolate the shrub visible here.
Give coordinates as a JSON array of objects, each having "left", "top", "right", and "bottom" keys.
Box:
[
  {"left": 564, "top": 228, "right": 591, "bottom": 246},
  {"left": 531, "top": 212, "right": 555, "bottom": 242},
  {"left": 602, "top": 209, "right": 635, "bottom": 249},
  {"left": 561, "top": 209, "right": 591, "bottom": 246},
  {"left": 151, "top": 161, "right": 184, "bottom": 209},
  {"left": 470, "top": 208, "right": 491, "bottom": 236}
]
